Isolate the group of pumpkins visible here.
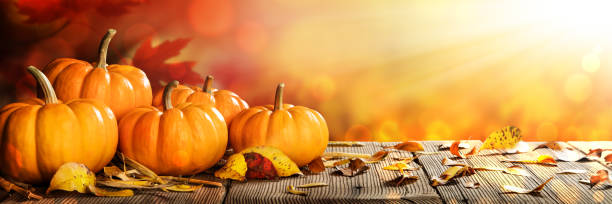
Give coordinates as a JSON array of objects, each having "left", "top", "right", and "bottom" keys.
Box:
[{"left": 0, "top": 29, "right": 329, "bottom": 184}]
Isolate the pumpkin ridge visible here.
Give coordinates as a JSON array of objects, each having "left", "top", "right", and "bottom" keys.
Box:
[{"left": 13, "top": 105, "right": 43, "bottom": 182}]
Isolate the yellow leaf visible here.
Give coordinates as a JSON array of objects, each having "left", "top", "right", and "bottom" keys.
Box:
[
  {"left": 431, "top": 166, "right": 474, "bottom": 186},
  {"left": 47, "top": 163, "right": 95, "bottom": 194},
  {"left": 385, "top": 142, "right": 424, "bottom": 152},
  {"left": 504, "top": 155, "right": 557, "bottom": 166},
  {"left": 88, "top": 185, "right": 134, "bottom": 197},
  {"left": 287, "top": 185, "right": 307, "bottom": 196},
  {"left": 163, "top": 184, "right": 202, "bottom": 192},
  {"left": 214, "top": 146, "right": 302, "bottom": 181},
  {"left": 383, "top": 162, "right": 419, "bottom": 171},
  {"left": 296, "top": 183, "right": 328, "bottom": 188},
  {"left": 480, "top": 126, "right": 522, "bottom": 150}
]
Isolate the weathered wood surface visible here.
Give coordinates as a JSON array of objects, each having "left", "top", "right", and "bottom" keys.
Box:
[{"left": 0, "top": 141, "right": 611, "bottom": 204}]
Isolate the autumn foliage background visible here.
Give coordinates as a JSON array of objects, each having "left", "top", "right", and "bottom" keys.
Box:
[{"left": 1, "top": 0, "right": 611, "bottom": 141}]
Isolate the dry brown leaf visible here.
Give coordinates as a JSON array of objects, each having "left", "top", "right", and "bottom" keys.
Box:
[
  {"left": 364, "top": 150, "right": 389, "bottom": 163},
  {"left": 464, "top": 181, "right": 480, "bottom": 189},
  {"left": 113, "top": 153, "right": 166, "bottom": 184},
  {"left": 383, "top": 162, "right": 419, "bottom": 171},
  {"left": 465, "top": 147, "right": 480, "bottom": 157},
  {"left": 504, "top": 155, "right": 557, "bottom": 166},
  {"left": 103, "top": 166, "right": 139, "bottom": 181},
  {"left": 215, "top": 146, "right": 302, "bottom": 181},
  {"left": 587, "top": 170, "right": 610, "bottom": 188},
  {"left": 328, "top": 141, "right": 365, "bottom": 147},
  {"left": 96, "top": 180, "right": 164, "bottom": 189},
  {"left": 450, "top": 141, "right": 466, "bottom": 158},
  {"left": 431, "top": 166, "right": 474, "bottom": 186},
  {"left": 322, "top": 152, "right": 371, "bottom": 159},
  {"left": 336, "top": 158, "right": 369, "bottom": 177},
  {"left": 438, "top": 142, "right": 470, "bottom": 150},
  {"left": 586, "top": 149, "right": 604, "bottom": 160},
  {"left": 556, "top": 169, "right": 588, "bottom": 174},
  {"left": 287, "top": 185, "right": 307, "bottom": 196},
  {"left": 605, "top": 154, "right": 612, "bottom": 164},
  {"left": 160, "top": 176, "right": 223, "bottom": 187},
  {"left": 533, "top": 142, "right": 564, "bottom": 151},
  {"left": 441, "top": 157, "right": 467, "bottom": 166},
  {"left": 503, "top": 177, "right": 553, "bottom": 194},
  {"left": 554, "top": 149, "right": 584, "bottom": 162},
  {"left": 47, "top": 163, "right": 134, "bottom": 197},
  {"left": 384, "top": 142, "right": 424, "bottom": 152},
  {"left": 392, "top": 155, "right": 419, "bottom": 163},
  {"left": 0, "top": 177, "right": 42, "bottom": 200},
  {"left": 88, "top": 185, "right": 134, "bottom": 197},
  {"left": 307, "top": 157, "right": 325, "bottom": 173},
  {"left": 324, "top": 159, "right": 350, "bottom": 168},
  {"left": 389, "top": 170, "right": 418, "bottom": 186},
  {"left": 296, "top": 183, "right": 328, "bottom": 188}
]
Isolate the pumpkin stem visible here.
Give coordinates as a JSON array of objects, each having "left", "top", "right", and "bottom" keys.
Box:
[
  {"left": 163, "top": 80, "right": 179, "bottom": 110},
  {"left": 203, "top": 75, "right": 214, "bottom": 94},
  {"left": 96, "top": 29, "right": 117, "bottom": 70},
  {"left": 27, "top": 66, "right": 58, "bottom": 104},
  {"left": 273, "top": 83, "right": 285, "bottom": 111}
]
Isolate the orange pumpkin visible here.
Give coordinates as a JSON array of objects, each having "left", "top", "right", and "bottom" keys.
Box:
[
  {"left": 152, "top": 75, "right": 248, "bottom": 124},
  {"left": 119, "top": 81, "right": 227, "bottom": 175},
  {"left": 0, "top": 66, "right": 118, "bottom": 184},
  {"left": 42, "top": 29, "right": 152, "bottom": 119},
  {"left": 229, "top": 83, "right": 329, "bottom": 166}
]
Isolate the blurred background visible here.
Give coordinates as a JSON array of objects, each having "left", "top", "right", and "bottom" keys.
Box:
[{"left": 1, "top": 0, "right": 611, "bottom": 141}]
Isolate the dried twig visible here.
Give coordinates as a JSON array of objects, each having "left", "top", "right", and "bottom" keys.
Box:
[
  {"left": 160, "top": 176, "right": 222, "bottom": 187},
  {"left": 0, "top": 177, "right": 42, "bottom": 200}
]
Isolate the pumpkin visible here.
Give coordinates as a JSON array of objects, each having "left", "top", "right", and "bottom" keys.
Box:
[
  {"left": 119, "top": 81, "right": 228, "bottom": 176},
  {"left": 0, "top": 66, "right": 118, "bottom": 184},
  {"left": 42, "top": 29, "right": 152, "bottom": 119},
  {"left": 152, "top": 75, "right": 249, "bottom": 124},
  {"left": 229, "top": 83, "right": 329, "bottom": 166}
]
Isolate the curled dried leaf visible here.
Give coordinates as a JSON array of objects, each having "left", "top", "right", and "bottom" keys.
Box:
[
  {"left": 364, "top": 150, "right": 389, "bottom": 163},
  {"left": 556, "top": 169, "right": 588, "bottom": 174},
  {"left": 605, "top": 154, "right": 612, "bottom": 164},
  {"left": 385, "top": 142, "right": 424, "bottom": 152},
  {"left": 464, "top": 181, "right": 480, "bottom": 189},
  {"left": 503, "top": 177, "right": 553, "bottom": 194},
  {"left": 214, "top": 146, "right": 302, "bottom": 181},
  {"left": 450, "top": 141, "right": 465, "bottom": 158},
  {"left": 588, "top": 170, "right": 610, "bottom": 188},
  {"left": 104, "top": 166, "right": 138, "bottom": 181},
  {"left": 438, "top": 142, "right": 470, "bottom": 150},
  {"left": 392, "top": 155, "right": 419, "bottom": 163},
  {"left": 503, "top": 165, "right": 530, "bottom": 177},
  {"left": 504, "top": 155, "right": 557, "bottom": 166},
  {"left": 47, "top": 163, "right": 95, "bottom": 194},
  {"left": 296, "top": 183, "right": 328, "bottom": 188},
  {"left": 96, "top": 180, "right": 162, "bottom": 189},
  {"left": 88, "top": 185, "right": 134, "bottom": 197},
  {"left": 328, "top": 141, "right": 364, "bottom": 147},
  {"left": 431, "top": 166, "right": 474, "bottom": 186},
  {"left": 441, "top": 157, "right": 467, "bottom": 166},
  {"left": 336, "top": 158, "right": 369, "bottom": 177},
  {"left": 389, "top": 170, "right": 418, "bottom": 186},
  {"left": 163, "top": 184, "right": 202, "bottom": 192},
  {"left": 554, "top": 149, "right": 584, "bottom": 162},
  {"left": 160, "top": 176, "right": 222, "bottom": 187},
  {"left": 324, "top": 159, "right": 350, "bottom": 168},
  {"left": 307, "top": 157, "right": 325, "bottom": 173},
  {"left": 383, "top": 162, "right": 419, "bottom": 171},
  {"left": 533, "top": 142, "right": 564, "bottom": 151},
  {"left": 113, "top": 153, "right": 165, "bottom": 184},
  {"left": 480, "top": 126, "right": 522, "bottom": 151},
  {"left": 586, "top": 149, "right": 604, "bottom": 160},
  {"left": 287, "top": 185, "right": 307, "bottom": 196}
]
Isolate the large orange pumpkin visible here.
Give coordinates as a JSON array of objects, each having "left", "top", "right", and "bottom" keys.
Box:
[
  {"left": 0, "top": 66, "right": 118, "bottom": 184},
  {"left": 119, "top": 81, "right": 228, "bottom": 176},
  {"left": 152, "top": 75, "right": 248, "bottom": 125},
  {"left": 42, "top": 29, "right": 152, "bottom": 119},
  {"left": 229, "top": 83, "right": 329, "bottom": 166}
]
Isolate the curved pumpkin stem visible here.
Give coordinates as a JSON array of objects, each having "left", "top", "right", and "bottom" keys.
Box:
[
  {"left": 203, "top": 75, "right": 214, "bottom": 94},
  {"left": 96, "top": 29, "right": 117, "bottom": 70},
  {"left": 163, "top": 80, "right": 180, "bottom": 110},
  {"left": 27, "top": 66, "right": 58, "bottom": 104},
  {"left": 274, "top": 83, "right": 285, "bottom": 111}
]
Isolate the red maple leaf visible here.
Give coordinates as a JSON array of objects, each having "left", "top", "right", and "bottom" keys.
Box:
[{"left": 131, "top": 36, "right": 203, "bottom": 90}]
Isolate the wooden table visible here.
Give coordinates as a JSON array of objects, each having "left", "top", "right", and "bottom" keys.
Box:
[{"left": 1, "top": 141, "right": 611, "bottom": 203}]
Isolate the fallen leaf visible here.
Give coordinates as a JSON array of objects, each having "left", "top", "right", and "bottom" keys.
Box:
[
  {"left": 104, "top": 166, "right": 139, "bottom": 181},
  {"left": 159, "top": 176, "right": 223, "bottom": 187},
  {"left": 586, "top": 149, "right": 604, "bottom": 160},
  {"left": 556, "top": 169, "right": 588, "bottom": 174},
  {"left": 503, "top": 177, "right": 553, "bottom": 194},
  {"left": 504, "top": 155, "right": 557, "bottom": 166},
  {"left": 438, "top": 142, "right": 470, "bottom": 150},
  {"left": 464, "top": 181, "right": 480, "bottom": 189},
  {"left": 415, "top": 152, "right": 441, "bottom": 155},
  {"left": 296, "top": 183, "right": 328, "bottom": 188},
  {"left": 96, "top": 180, "right": 163, "bottom": 189},
  {"left": 465, "top": 147, "right": 480, "bottom": 157},
  {"left": 441, "top": 157, "right": 467, "bottom": 166},
  {"left": 588, "top": 170, "right": 610, "bottom": 188},
  {"left": 336, "top": 158, "right": 369, "bottom": 177},
  {"left": 324, "top": 159, "right": 350, "bottom": 168},
  {"left": 307, "top": 157, "right": 325, "bottom": 173},
  {"left": 389, "top": 170, "right": 418, "bottom": 186},
  {"left": 450, "top": 141, "right": 466, "bottom": 158},
  {"left": 554, "top": 149, "right": 584, "bottom": 162},
  {"left": 383, "top": 162, "right": 419, "bottom": 171},
  {"left": 364, "top": 150, "right": 389, "bottom": 163},
  {"left": 244, "top": 153, "right": 278, "bottom": 179},
  {"left": 533, "top": 142, "right": 564, "bottom": 151},
  {"left": 471, "top": 166, "right": 506, "bottom": 171},
  {"left": 392, "top": 155, "right": 419, "bottom": 163},
  {"left": 214, "top": 146, "right": 302, "bottom": 181},
  {"left": 605, "top": 154, "right": 612, "bottom": 164},
  {"left": 503, "top": 165, "right": 530, "bottom": 177},
  {"left": 287, "top": 185, "right": 307, "bottom": 196},
  {"left": 328, "top": 141, "right": 365, "bottom": 147},
  {"left": 480, "top": 126, "right": 522, "bottom": 151},
  {"left": 322, "top": 152, "right": 371, "bottom": 159},
  {"left": 163, "top": 184, "right": 202, "bottom": 192},
  {"left": 113, "top": 153, "right": 166, "bottom": 184},
  {"left": 431, "top": 166, "right": 474, "bottom": 186},
  {"left": 46, "top": 162, "right": 133, "bottom": 197},
  {"left": 505, "top": 141, "right": 531, "bottom": 154},
  {"left": 384, "top": 142, "right": 424, "bottom": 152}
]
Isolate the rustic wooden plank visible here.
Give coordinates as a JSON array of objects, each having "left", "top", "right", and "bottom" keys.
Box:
[
  {"left": 224, "top": 142, "right": 442, "bottom": 204},
  {"left": 0, "top": 174, "right": 226, "bottom": 204},
  {"left": 419, "top": 141, "right": 559, "bottom": 204},
  {"left": 512, "top": 142, "right": 612, "bottom": 204}
]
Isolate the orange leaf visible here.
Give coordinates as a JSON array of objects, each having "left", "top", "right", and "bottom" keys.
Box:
[
  {"left": 504, "top": 155, "right": 557, "bottom": 166},
  {"left": 532, "top": 142, "right": 564, "bottom": 151},
  {"left": 385, "top": 142, "right": 424, "bottom": 152},
  {"left": 450, "top": 141, "right": 465, "bottom": 158},
  {"left": 588, "top": 170, "right": 610, "bottom": 188},
  {"left": 307, "top": 157, "right": 325, "bottom": 174},
  {"left": 364, "top": 150, "right": 389, "bottom": 163}
]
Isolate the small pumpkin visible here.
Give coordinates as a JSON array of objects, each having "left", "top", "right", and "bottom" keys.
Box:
[
  {"left": 42, "top": 29, "right": 152, "bottom": 119},
  {"left": 152, "top": 75, "right": 249, "bottom": 124},
  {"left": 119, "top": 81, "right": 228, "bottom": 176},
  {"left": 229, "top": 83, "right": 329, "bottom": 166},
  {"left": 0, "top": 66, "right": 118, "bottom": 184}
]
